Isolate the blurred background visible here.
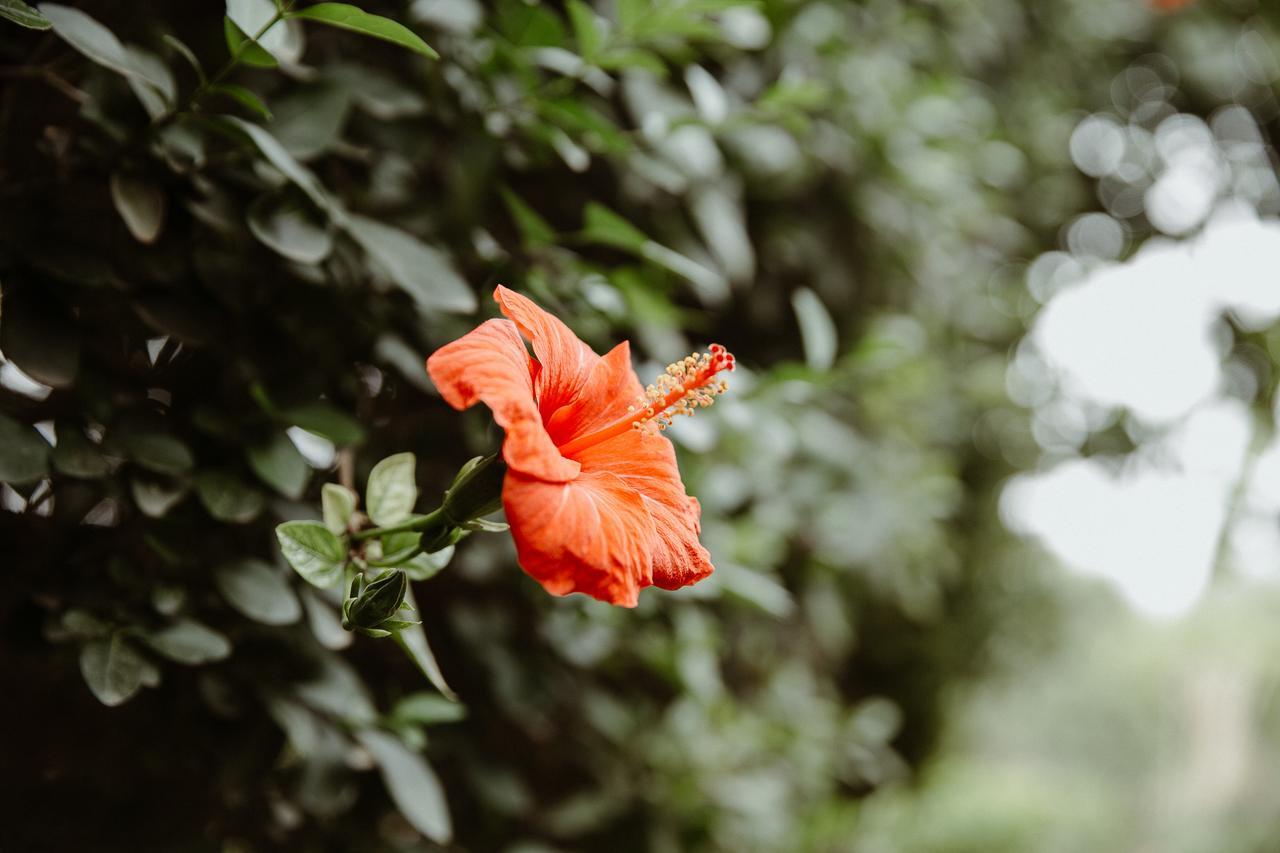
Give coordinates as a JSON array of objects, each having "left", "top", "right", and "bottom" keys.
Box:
[{"left": 4, "top": 0, "right": 1280, "bottom": 850}]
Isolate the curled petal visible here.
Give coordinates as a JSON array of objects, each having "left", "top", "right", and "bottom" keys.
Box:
[
  {"left": 503, "top": 468, "right": 656, "bottom": 606},
  {"left": 572, "top": 430, "right": 713, "bottom": 590},
  {"left": 544, "top": 341, "right": 644, "bottom": 448},
  {"left": 426, "top": 318, "right": 579, "bottom": 482},
  {"left": 494, "top": 285, "right": 598, "bottom": 419}
]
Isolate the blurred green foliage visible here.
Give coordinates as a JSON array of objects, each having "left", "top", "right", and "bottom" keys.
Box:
[{"left": 2, "top": 0, "right": 1278, "bottom": 850}]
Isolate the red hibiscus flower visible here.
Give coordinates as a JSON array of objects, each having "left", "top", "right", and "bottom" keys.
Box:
[{"left": 426, "top": 286, "right": 734, "bottom": 606}]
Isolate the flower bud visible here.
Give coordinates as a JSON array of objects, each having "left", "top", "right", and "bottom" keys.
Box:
[
  {"left": 441, "top": 453, "right": 506, "bottom": 526},
  {"left": 346, "top": 569, "right": 408, "bottom": 630}
]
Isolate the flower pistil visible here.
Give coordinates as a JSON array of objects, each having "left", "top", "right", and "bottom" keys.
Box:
[{"left": 558, "top": 344, "right": 735, "bottom": 457}]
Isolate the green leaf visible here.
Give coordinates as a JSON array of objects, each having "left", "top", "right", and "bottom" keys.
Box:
[
  {"left": 79, "top": 634, "right": 154, "bottom": 706},
  {"left": 39, "top": 4, "right": 168, "bottom": 90},
  {"left": 389, "top": 692, "right": 467, "bottom": 726},
  {"left": 247, "top": 431, "right": 310, "bottom": 499},
  {"left": 214, "top": 558, "right": 302, "bottom": 625},
  {"left": 290, "top": 3, "right": 438, "bottom": 58},
  {"left": 114, "top": 429, "right": 194, "bottom": 476},
  {"left": 0, "top": 413, "right": 49, "bottom": 484},
  {"left": 52, "top": 424, "right": 112, "bottom": 479},
  {"left": 355, "top": 728, "right": 452, "bottom": 843},
  {"left": 277, "top": 520, "right": 346, "bottom": 588},
  {"left": 143, "top": 618, "right": 232, "bottom": 665},
  {"left": 0, "top": 295, "right": 80, "bottom": 388},
  {"left": 225, "top": 117, "right": 336, "bottom": 215},
  {"left": 162, "top": 33, "right": 205, "bottom": 83},
  {"left": 346, "top": 215, "right": 476, "bottom": 314},
  {"left": 284, "top": 402, "right": 364, "bottom": 446},
  {"left": 500, "top": 189, "right": 556, "bottom": 249},
  {"left": 222, "top": 15, "right": 277, "bottom": 67},
  {"left": 565, "top": 0, "right": 601, "bottom": 60},
  {"left": 402, "top": 544, "right": 453, "bottom": 582},
  {"left": 225, "top": 0, "right": 302, "bottom": 64},
  {"left": 208, "top": 83, "right": 272, "bottom": 120},
  {"left": 393, "top": 586, "right": 456, "bottom": 699},
  {"left": 110, "top": 172, "right": 166, "bottom": 245},
  {"left": 1, "top": 0, "right": 49, "bottom": 29},
  {"left": 300, "top": 586, "right": 352, "bottom": 649},
  {"left": 195, "top": 470, "right": 266, "bottom": 524},
  {"left": 365, "top": 452, "right": 417, "bottom": 526},
  {"left": 269, "top": 82, "right": 351, "bottom": 161},
  {"left": 247, "top": 193, "right": 333, "bottom": 264},
  {"left": 347, "top": 569, "right": 407, "bottom": 628},
  {"left": 130, "top": 477, "right": 188, "bottom": 518},
  {"left": 791, "top": 287, "right": 837, "bottom": 371},
  {"left": 581, "top": 202, "right": 648, "bottom": 252},
  {"left": 322, "top": 482, "right": 358, "bottom": 535}
]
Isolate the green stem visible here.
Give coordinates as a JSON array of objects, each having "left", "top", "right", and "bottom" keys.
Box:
[
  {"left": 366, "top": 544, "right": 424, "bottom": 568},
  {"left": 351, "top": 507, "right": 446, "bottom": 542},
  {"left": 169, "top": 2, "right": 294, "bottom": 121}
]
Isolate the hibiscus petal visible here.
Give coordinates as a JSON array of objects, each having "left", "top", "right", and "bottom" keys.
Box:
[
  {"left": 571, "top": 430, "right": 713, "bottom": 591},
  {"left": 503, "top": 467, "right": 656, "bottom": 607},
  {"left": 493, "top": 285, "right": 598, "bottom": 419},
  {"left": 544, "top": 341, "right": 644, "bottom": 448},
  {"left": 426, "top": 318, "right": 579, "bottom": 482}
]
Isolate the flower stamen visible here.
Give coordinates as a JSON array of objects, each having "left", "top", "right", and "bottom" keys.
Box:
[{"left": 558, "top": 345, "right": 735, "bottom": 457}]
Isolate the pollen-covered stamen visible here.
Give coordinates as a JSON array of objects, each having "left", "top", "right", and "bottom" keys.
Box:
[{"left": 557, "top": 345, "right": 735, "bottom": 457}]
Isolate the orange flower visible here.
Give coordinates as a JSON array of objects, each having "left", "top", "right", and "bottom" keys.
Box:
[{"left": 426, "top": 286, "right": 734, "bottom": 606}]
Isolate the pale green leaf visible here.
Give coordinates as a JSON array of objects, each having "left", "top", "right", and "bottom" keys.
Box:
[
  {"left": 110, "top": 172, "right": 166, "bottom": 245},
  {"left": 356, "top": 728, "right": 452, "bottom": 843},
  {"left": 791, "top": 287, "right": 837, "bottom": 371},
  {"left": 144, "top": 618, "right": 232, "bottom": 665},
  {"left": 322, "top": 482, "right": 358, "bottom": 535},
  {"left": 79, "top": 634, "right": 152, "bottom": 706},
  {"left": 365, "top": 452, "right": 417, "bottom": 526},
  {"left": 215, "top": 558, "right": 302, "bottom": 625},
  {"left": 276, "top": 520, "right": 346, "bottom": 588}
]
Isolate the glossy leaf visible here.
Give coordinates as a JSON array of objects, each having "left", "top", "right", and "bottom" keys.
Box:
[
  {"left": 365, "top": 452, "right": 417, "bottom": 526},
  {"left": 222, "top": 15, "right": 277, "bottom": 67},
  {"left": 277, "top": 520, "right": 346, "bottom": 588},
  {"left": 402, "top": 544, "right": 453, "bottom": 582},
  {"left": 225, "top": 0, "right": 302, "bottom": 63},
  {"left": 1, "top": 0, "right": 48, "bottom": 29},
  {"left": 39, "top": 4, "right": 168, "bottom": 90},
  {"left": 290, "top": 3, "right": 438, "bottom": 58}
]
